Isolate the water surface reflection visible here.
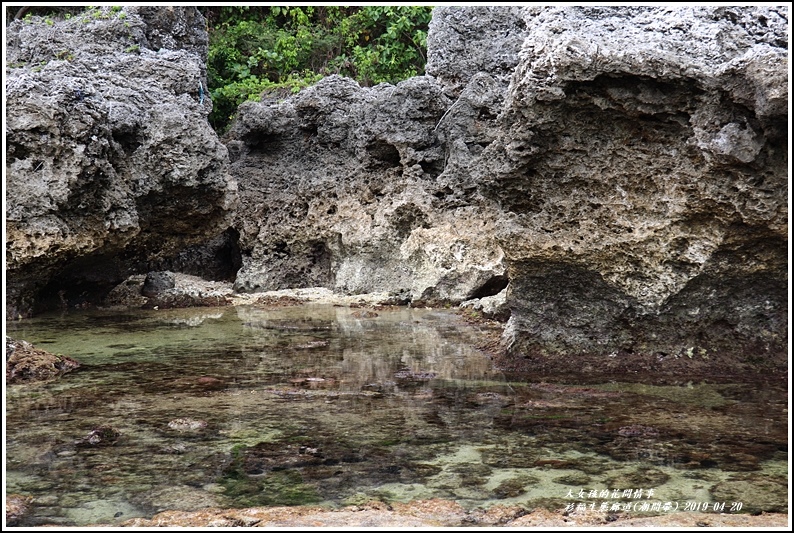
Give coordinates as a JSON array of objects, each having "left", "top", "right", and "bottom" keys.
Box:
[{"left": 5, "top": 305, "right": 787, "bottom": 526}]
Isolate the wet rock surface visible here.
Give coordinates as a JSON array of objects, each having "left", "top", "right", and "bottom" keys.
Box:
[
  {"left": 75, "top": 425, "right": 121, "bottom": 447},
  {"left": 167, "top": 418, "right": 209, "bottom": 432},
  {"left": 5, "top": 336, "right": 81, "bottom": 384}
]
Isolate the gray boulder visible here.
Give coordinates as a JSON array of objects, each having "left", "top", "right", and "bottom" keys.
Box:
[
  {"left": 141, "top": 271, "right": 176, "bottom": 297},
  {"left": 5, "top": 7, "right": 237, "bottom": 317}
]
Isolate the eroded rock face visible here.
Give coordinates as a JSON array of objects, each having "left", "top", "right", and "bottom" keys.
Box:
[
  {"left": 484, "top": 6, "right": 788, "bottom": 371},
  {"left": 226, "top": 74, "right": 508, "bottom": 305},
  {"left": 5, "top": 6, "right": 237, "bottom": 317},
  {"left": 226, "top": 5, "right": 787, "bottom": 373},
  {"left": 425, "top": 6, "right": 529, "bottom": 98}
]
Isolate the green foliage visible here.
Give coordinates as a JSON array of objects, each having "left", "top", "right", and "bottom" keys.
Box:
[
  {"left": 80, "top": 5, "right": 125, "bottom": 22},
  {"left": 344, "top": 6, "right": 432, "bottom": 85},
  {"left": 55, "top": 49, "right": 75, "bottom": 61},
  {"left": 200, "top": 6, "right": 434, "bottom": 132}
]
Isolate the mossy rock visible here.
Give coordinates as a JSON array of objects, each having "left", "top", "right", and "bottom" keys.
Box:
[
  {"left": 493, "top": 475, "right": 540, "bottom": 498},
  {"left": 221, "top": 469, "right": 320, "bottom": 507},
  {"left": 710, "top": 475, "right": 787, "bottom": 513},
  {"left": 553, "top": 472, "right": 591, "bottom": 486}
]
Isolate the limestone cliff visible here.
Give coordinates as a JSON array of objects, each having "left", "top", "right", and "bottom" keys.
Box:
[
  {"left": 225, "top": 74, "right": 509, "bottom": 304},
  {"left": 483, "top": 6, "right": 788, "bottom": 373},
  {"left": 5, "top": 6, "right": 787, "bottom": 375},
  {"left": 225, "top": 5, "right": 788, "bottom": 374},
  {"left": 5, "top": 6, "right": 237, "bottom": 317}
]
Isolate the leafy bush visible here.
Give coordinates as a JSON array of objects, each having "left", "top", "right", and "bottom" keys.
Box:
[{"left": 200, "top": 6, "right": 434, "bottom": 132}]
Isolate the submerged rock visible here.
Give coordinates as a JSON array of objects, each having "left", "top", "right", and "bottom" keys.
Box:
[
  {"left": 5, "top": 336, "right": 80, "bottom": 384},
  {"left": 75, "top": 425, "right": 121, "bottom": 447},
  {"left": 5, "top": 494, "right": 33, "bottom": 526},
  {"left": 711, "top": 476, "right": 788, "bottom": 513},
  {"left": 167, "top": 418, "right": 208, "bottom": 432}
]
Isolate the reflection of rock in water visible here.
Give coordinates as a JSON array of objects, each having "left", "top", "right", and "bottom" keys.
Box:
[
  {"left": 233, "top": 304, "right": 496, "bottom": 391},
  {"left": 160, "top": 312, "right": 225, "bottom": 327},
  {"left": 394, "top": 368, "right": 438, "bottom": 381},
  {"left": 7, "top": 304, "right": 788, "bottom": 525},
  {"left": 243, "top": 320, "right": 337, "bottom": 332}
]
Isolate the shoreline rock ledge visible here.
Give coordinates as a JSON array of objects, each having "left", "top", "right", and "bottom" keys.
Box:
[{"left": 5, "top": 6, "right": 237, "bottom": 319}]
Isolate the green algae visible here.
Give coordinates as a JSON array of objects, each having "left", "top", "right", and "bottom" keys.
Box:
[
  {"left": 221, "top": 468, "right": 321, "bottom": 508},
  {"left": 591, "top": 381, "right": 731, "bottom": 408}
]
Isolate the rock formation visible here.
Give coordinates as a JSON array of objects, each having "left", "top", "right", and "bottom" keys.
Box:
[
  {"left": 224, "top": 5, "right": 788, "bottom": 374},
  {"left": 225, "top": 73, "right": 510, "bottom": 305},
  {"left": 480, "top": 6, "right": 788, "bottom": 373},
  {"left": 5, "top": 6, "right": 237, "bottom": 318},
  {"left": 6, "top": 336, "right": 81, "bottom": 383},
  {"left": 5, "top": 6, "right": 787, "bottom": 375}
]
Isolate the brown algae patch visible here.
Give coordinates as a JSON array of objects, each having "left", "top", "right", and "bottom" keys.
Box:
[{"left": 589, "top": 381, "right": 732, "bottom": 407}]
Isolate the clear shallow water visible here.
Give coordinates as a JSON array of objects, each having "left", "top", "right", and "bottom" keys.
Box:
[{"left": 5, "top": 305, "right": 788, "bottom": 526}]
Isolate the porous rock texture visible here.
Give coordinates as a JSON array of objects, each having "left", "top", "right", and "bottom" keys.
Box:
[
  {"left": 486, "top": 5, "right": 789, "bottom": 374},
  {"left": 226, "top": 5, "right": 788, "bottom": 375},
  {"left": 6, "top": 336, "right": 81, "bottom": 384},
  {"left": 226, "top": 73, "right": 509, "bottom": 305},
  {"left": 5, "top": 6, "right": 237, "bottom": 317}
]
